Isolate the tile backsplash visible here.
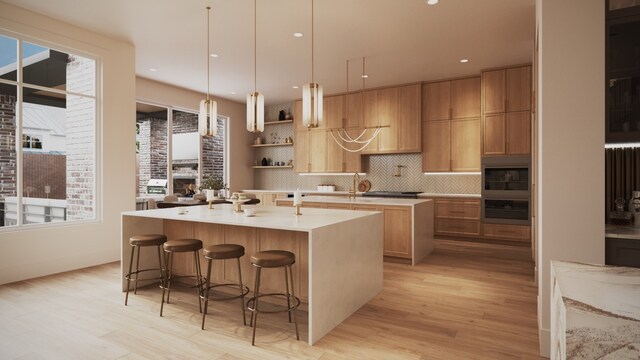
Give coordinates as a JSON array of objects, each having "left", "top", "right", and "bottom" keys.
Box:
[
  {"left": 252, "top": 102, "right": 481, "bottom": 194},
  {"left": 253, "top": 153, "right": 480, "bottom": 194}
]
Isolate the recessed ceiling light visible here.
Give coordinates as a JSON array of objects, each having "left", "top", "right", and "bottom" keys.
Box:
[
  {"left": 210, "top": 53, "right": 219, "bottom": 58},
  {"left": 149, "top": 68, "right": 157, "bottom": 72},
  {"left": 361, "top": 74, "right": 369, "bottom": 78},
  {"left": 426, "top": 0, "right": 439, "bottom": 5},
  {"left": 292, "top": 85, "right": 299, "bottom": 89},
  {"left": 460, "top": 58, "right": 469, "bottom": 63},
  {"left": 293, "top": 32, "right": 304, "bottom": 38},
  {"left": 230, "top": 91, "right": 236, "bottom": 95}
]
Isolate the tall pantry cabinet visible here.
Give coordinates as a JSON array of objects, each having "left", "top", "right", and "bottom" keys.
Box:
[{"left": 481, "top": 65, "right": 532, "bottom": 156}]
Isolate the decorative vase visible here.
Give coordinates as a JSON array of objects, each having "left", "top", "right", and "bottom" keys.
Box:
[{"left": 279, "top": 110, "right": 286, "bottom": 120}]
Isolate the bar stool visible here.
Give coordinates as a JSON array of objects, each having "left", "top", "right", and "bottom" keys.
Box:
[
  {"left": 160, "top": 239, "right": 205, "bottom": 317},
  {"left": 125, "top": 234, "right": 166, "bottom": 305},
  {"left": 247, "top": 250, "right": 300, "bottom": 346},
  {"left": 200, "top": 244, "right": 250, "bottom": 330}
]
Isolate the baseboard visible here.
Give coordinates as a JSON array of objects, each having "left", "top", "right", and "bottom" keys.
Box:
[{"left": 539, "top": 327, "right": 550, "bottom": 358}]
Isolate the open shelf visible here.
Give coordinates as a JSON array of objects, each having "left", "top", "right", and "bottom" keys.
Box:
[
  {"left": 251, "top": 143, "right": 293, "bottom": 148},
  {"left": 264, "top": 120, "right": 293, "bottom": 126},
  {"left": 252, "top": 166, "right": 293, "bottom": 169}
]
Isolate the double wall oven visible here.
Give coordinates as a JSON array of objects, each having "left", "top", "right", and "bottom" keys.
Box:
[{"left": 481, "top": 156, "right": 531, "bottom": 225}]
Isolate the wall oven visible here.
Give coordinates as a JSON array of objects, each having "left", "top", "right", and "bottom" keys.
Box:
[{"left": 481, "top": 156, "right": 531, "bottom": 225}]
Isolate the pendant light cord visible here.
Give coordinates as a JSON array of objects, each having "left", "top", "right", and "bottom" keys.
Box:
[
  {"left": 254, "top": 0, "right": 257, "bottom": 93},
  {"left": 206, "top": 6, "right": 211, "bottom": 101},
  {"left": 311, "top": 0, "right": 314, "bottom": 84}
]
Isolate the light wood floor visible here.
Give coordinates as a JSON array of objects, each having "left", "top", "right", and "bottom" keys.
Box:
[{"left": 0, "top": 240, "right": 545, "bottom": 359}]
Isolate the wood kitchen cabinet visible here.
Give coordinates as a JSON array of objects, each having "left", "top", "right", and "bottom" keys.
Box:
[
  {"left": 293, "top": 96, "right": 361, "bottom": 173},
  {"left": 362, "top": 84, "right": 421, "bottom": 154},
  {"left": 382, "top": 206, "right": 412, "bottom": 258},
  {"left": 294, "top": 129, "right": 310, "bottom": 172},
  {"left": 482, "top": 223, "right": 531, "bottom": 243},
  {"left": 249, "top": 192, "right": 287, "bottom": 207},
  {"left": 422, "top": 77, "right": 481, "bottom": 172},
  {"left": 279, "top": 202, "right": 412, "bottom": 259},
  {"left": 481, "top": 65, "right": 532, "bottom": 156},
  {"left": 434, "top": 198, "right": 481, "bottom": 237}
]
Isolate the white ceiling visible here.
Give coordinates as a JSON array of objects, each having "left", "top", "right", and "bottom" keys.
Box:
[{"left": 5, "top": 0, "right": 535, "bottom": 105}]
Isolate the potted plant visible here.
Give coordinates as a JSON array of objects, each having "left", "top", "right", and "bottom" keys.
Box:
[{"left": 200, "top": 174, "right": 226, "bottom": 198}]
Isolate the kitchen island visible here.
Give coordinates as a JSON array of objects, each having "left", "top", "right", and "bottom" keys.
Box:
[
  {"left": 121, "top": 204, "right": 383, "bottom": 345},
  {"left": 551, "top": 261, "right": 640, "bottom": 359},
  {"left": 276, "top": 196, "right": 434, "bottom": 265}
]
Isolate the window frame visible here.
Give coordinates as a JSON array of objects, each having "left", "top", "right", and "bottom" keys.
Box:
[
  {"left": 135, "top": 100, "right": 229, "bottom": 198},
  {"left": 0, "top": 29, "right": 102, "bottom": 231}
]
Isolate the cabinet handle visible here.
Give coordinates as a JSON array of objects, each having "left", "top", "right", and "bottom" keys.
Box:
[
  {"left": 449, "top": 210, "right": 465, "bottom": 215},
  {"left": 505, "top": 99, "right": 508, "bottom": 111},
  {"left": 449, "top": 108, "right": 452, "bottom": 119}
]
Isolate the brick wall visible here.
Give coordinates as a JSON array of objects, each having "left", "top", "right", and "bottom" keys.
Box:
[
  {"left": 172, "top": 110, "right": 198, "bottom": 134},
  {"left": 65, "top": 56, "right": 95, "bottom": 220},
  {"left": 23, "top": 153, "right": 66, "bottom": 199},
  {"left": 151, "top": 118, "right": 167, "bottom": 179},
  {"left": 136, "top": 117, "right": 168, "bottom": 195},
  {"left": 136, "top": 119, "right": 151, "bottom": 195},
  {"left": 0, "top": 94, "right": 16, "bottom": 200},
  {"left": 202, "top": 118, "right": 225, "bottom": 183}
]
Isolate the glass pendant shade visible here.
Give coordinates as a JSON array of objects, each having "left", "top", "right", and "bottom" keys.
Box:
[
  {"left": 198, "top": 99, "right": 217, "bottom": 137},
  {"left": 302, "top": 82, "right": 323, "bottom": 128},
  {"left": 246, "top": 92, "right": 264, "bottom": 132}
]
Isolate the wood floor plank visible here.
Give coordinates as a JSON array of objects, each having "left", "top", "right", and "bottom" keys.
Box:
[{"left": 0, "top": 239, "right": 544, "bottom": 359}]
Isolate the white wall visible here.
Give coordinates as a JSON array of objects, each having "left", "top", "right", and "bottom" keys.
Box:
[
  {"left": 536, "top": 0, "right": 605, "bottom": 356},
  {"left": 0, "top": 2, "right": 136, "bottom": 285},
  {"left": 136, "top": 77, "right": 252, "bottom": 192}
]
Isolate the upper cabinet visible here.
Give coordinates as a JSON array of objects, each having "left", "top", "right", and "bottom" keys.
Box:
[
  {"left": 292, "top": 83, "right": 420, "bottom": 173},
  {"left": 293, "top": 97, "right": 362, "bottom": 174},
  {"left": 481, "top": 65, "right": 532, "bottom": 156},
  {"left": 361, "top": 84, "right": 422, "bottom": 154},
  {"left": 422, "top": 76, "right": 481, "bottom": 172}
]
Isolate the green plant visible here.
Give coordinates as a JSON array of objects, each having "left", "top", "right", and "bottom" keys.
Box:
[{"left": 200, "top": 175, "right": 225, "bottom": 190}]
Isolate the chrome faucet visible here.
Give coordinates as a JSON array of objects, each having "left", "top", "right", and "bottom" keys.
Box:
[{"left": 349, "top": 173, "right": 360, "bottom": 199}]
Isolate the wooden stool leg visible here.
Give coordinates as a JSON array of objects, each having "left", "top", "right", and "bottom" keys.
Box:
[
  {"left": 237, "top": 257, "right": 247, "bottom": 326},
  {"left": 251, "top": 267, "right": 262, "bottom": 346},
  {"left": 288, "top": 265, "right": 300, "bottom": 340},
  {"left": 134, "top": 244, "right": 141, "bottom": 294},
  {"left": 201, "top": 258, "right": 213, "bottom": 330},
  {"left": 194, "top": 251, "right": 203, "bottom": 313},
  {"left": 125, "top": 245, "right": 136, "bottom": 306},
  {"left": 156, "top": 245, "right": 164, "bottom": 287},
  {"left": 284, "top": 266, "right": 292, "bottom": 323},
  {"left": 160, "top": 251, "right": 173, "bottom": 316}
]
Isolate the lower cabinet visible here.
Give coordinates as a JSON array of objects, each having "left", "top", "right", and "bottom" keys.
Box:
[
  {"left": 248, "top": 192, "right": 287, "bottom": 206},
  {"left": 434, "top": 199, "right": 481, "bottom": 237},
  {"left": 278, "top": 201, "right": 412, "bottom": 259},
  {"left": 482, "top": 223, "right": 531, "bottom": 242},
  {"left": 382, "top": 206, "right": 412, "bottom": 258},
  {"left": 605, "top": 237, "right": 640, "bottom": 268}
]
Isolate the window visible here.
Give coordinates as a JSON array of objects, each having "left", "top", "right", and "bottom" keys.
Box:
[
  {"left": 22, "top": 134, "right": 43, "bottom": 149},
  {"left": 135, "top": 102, "right": 227, "bottom": 201},
  {"left": 0, "top": 33, "right": 98, "bottom": 228}
]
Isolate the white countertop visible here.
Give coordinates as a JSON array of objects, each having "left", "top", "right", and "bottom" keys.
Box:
[
  {"left": 606, "top": 225, "right": 640, "bottom": 241},
  {"left": 122, "top": 203, "right": 380, "bottom": 232},
  {"left": 276, "top": 195, "right": 430, "bottom": 206},
  {"left": 418, "top": 193, "right": 481, "bottom": 199},
  {"left": 243, "top": 189, "right": 480, "bottom": 199},
  {"left": 552, "top": 261, "right": 640, "bottom": 359}
]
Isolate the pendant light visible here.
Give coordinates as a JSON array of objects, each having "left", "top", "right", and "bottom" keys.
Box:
[
  {"left": 302, "top": 0, "right": 322, "bottom": 128},
  {"left": 247, "top": 0, "right": 264, "bottom": 133},
  {"left": 199, "top": 6, "right": 217, "bottom": 137}
]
